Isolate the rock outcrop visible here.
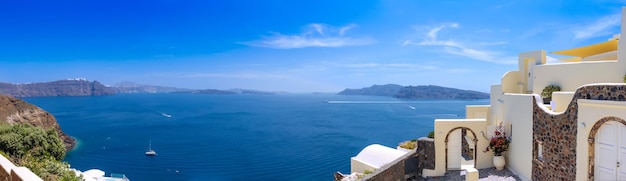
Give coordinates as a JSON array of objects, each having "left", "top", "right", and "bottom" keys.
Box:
[
  {"left": 0, "top": 94, "right": 75, "bottom": 150},
  {"left": 0, "top": 79, "right": 115, "bottom": 97}
]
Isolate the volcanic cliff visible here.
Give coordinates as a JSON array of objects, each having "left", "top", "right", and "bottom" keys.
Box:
[
  {"left": 0, "top": 79, "right": 115, "bottom": 97},
  {"left": 0, "top": 94, "right": 75, "bottom": 150}
]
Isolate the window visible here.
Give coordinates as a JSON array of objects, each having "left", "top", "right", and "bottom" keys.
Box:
[
  {"left": 535, "top": 141, "right": 544, "bottom": 161},
  {"left": 509, "top": 124, "right": 513, "bottom": 142}
]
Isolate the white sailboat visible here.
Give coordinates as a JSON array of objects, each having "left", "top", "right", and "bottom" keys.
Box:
[{"left": 145, "top": 140, "right": 157, "bottom": 156}]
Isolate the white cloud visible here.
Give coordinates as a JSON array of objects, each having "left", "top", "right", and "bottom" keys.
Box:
[
  {"left": 339, "top": 24, "right": 356, "bottom": 36},
  {"left": 546, "top": 55, "right": 560, "bottom": 64},
  {"left": 311, "top": 24, "right": 326, "bottom": 36},
  {"left": 403, "top": 23, "right": 516, "bottom": 64},
  {"left": 573, "top": 13, "right": 621, "bottom": 39},
  {"left": 242, "top": 24, "right": 374, "bottom": 49}
]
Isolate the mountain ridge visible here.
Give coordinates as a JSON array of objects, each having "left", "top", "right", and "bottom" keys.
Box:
[
  {"left": 112, "top": 81, "right": 193, "bottom": 93},
  {"left": 338, "top": 84, "right": 489, "bottom": 99},
  {"left": 0, "top": 79, "right": 115, "bottom": 97},
  {"left": 338, "top": 84, "right": 403, "bottom": 96}
]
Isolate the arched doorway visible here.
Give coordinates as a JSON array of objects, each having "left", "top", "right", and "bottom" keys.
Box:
[
  {"left": 588, "top": 117, "right": 626, "bottom": 180},
  {"left": 445, "top": 127, "right": 478, "bottom": 170}
]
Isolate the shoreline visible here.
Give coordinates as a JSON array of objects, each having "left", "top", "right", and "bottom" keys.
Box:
[{"left": 68, "top": 136, "right": 81, "bottom": 153}]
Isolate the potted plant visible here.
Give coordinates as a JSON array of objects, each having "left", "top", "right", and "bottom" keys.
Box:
[
  {"left": 541, "top": 85, "right": 561, "bottom": 104},
  {"left": 485, "top": 128, "right": 510, "bottom": 170}
]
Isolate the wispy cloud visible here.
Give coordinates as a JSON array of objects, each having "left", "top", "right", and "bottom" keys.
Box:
[
  {"left": 403, "top": 23, "right": 516, "bottom": 64},
  {"left": 242, "top": 23, "right": 374, "bottom": 49},
  {"left": 546, "top": 55, "right": 560, "bottom": 64},
  {"left": 573, "top": 12, "right": 621, "bottom": 39}
]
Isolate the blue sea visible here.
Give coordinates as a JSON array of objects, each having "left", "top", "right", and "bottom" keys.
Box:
[{"left": 23, "top": 94, "right": 488, "bottom": 181}]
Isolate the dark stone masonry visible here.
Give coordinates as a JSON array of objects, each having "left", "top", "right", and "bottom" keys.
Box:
[
  {"left": 532, "top": 84, "right": 626, "bottom": 180},
  {"left": 366, "top": 153, "right": 413, "bottom": 181},
  {"left": 417, "top": 137, "right": 435, "bottom": 171},
  {"left": 362, "top": 138, "right": 435, "bottom": 181}
]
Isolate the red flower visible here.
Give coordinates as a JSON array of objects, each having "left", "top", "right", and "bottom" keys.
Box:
[{"left": 488, "top": 131, "right": 510, "bottom": 156}]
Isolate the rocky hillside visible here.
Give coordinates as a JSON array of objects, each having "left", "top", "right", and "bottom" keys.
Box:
[
  {"left": 112, "top": 81, "right": 192, "bottom": 93},
  {"left": 0, "top": 94, "right": 75, "bottom": 150},
  {"left": 339, "top": 84, "right": 489, "bottom": 99},
  {"left": 394, "top": 85, "right": 489, "bottom": 99},
  {"left": 338, "top": 84, "right": 404, "bottom": 96},
  {"left": 0, "top": 79, "right": 115, "bottom": 97}
]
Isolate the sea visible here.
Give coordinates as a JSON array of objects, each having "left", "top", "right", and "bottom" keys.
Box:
[{"left": 23, "top": 94, "right": 489, "bottom": 181}]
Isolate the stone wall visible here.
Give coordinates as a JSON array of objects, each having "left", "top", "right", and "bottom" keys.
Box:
[
  {"left": 532, "top": 84, "right": 626, "bottom": 180},
  {"left": 363, "top": 137, "right": 435, "bottom": 181},
  {"left": 417, "top": 137, "right": 435, "bottom": 171},
  {"left": 366, "top": 155, "right": 408, "bottom": 181}
]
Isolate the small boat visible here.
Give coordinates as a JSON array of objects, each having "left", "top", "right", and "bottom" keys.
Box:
[
  {"left": 162, "top": 113, "right": 172, "bottom": 118},
  {"left": 146, "top": 140, "right": 157, "bottom": 156}
]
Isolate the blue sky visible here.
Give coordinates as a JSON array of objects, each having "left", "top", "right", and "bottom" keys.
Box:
[{"left": 0, "top": 1, "right": 624, "bottom": 93}]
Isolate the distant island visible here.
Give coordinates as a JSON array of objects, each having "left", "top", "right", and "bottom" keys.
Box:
[
  {"left": 338, "top": 84, "right": 489, "bottom": 99},
  {"left": 0, "top": 79, "right": 289, "bottom": 97},
  {"left": 0, "top": 79, "right": 115, "bottom": 97},
  {"left": 0, "top": 79, "right": 487, "bottom": 99},
  {"left": 112, "top": 81, "right": 192, "bottom": 93},
  {"left": 338, "top": 84, "right": 404, "bottom": 96}
]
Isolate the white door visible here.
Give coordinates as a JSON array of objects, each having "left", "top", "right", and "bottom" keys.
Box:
[
  {"left": 619, "top": 123, "right": 626, "bottom": 179},
  {"left": 595, "top": 121, "right": 626, "bottom": 180},
  {"left": 447, "top": 129, "right": 461, "bottom": 169}
]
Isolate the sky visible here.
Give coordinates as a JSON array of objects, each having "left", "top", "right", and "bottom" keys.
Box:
[{"left": 0, "top": 0, "right": 625, "bottom": 93}]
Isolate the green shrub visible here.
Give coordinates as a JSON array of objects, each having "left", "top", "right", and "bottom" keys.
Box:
[
  {"left": 428, "top": 131, "right": 435, "bottom": 138},
  {"left": 398, "top": 140, "right": 417, "bottom": 149},
  {"left": 541, "top": 85, "right": 561, "bottom": 98},
  {"left": 0, "top": 123, "right": 78, "bottom": 181}
]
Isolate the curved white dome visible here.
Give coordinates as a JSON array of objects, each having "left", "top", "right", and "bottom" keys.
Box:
[
  {"left": 352, "top": 144, "right": 406, "bottom": 168},
  {"left": 82, "top": 169, "right": 105, "bottom": 178}
]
